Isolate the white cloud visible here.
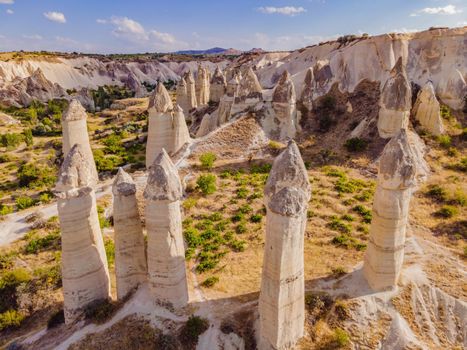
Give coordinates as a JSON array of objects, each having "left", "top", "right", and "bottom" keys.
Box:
[
  {"left": 43, "top": 11, "right": 66, "bottom": 24},
  {"left": 96, "top": 19, "right": 107, "bottom": 24},
  {"left": 457, "top": 21, "right": 467, "bottom": 26},
  {"left": 411, "top": 5, "right": 462, "bottom": 16},
  {"left": 22, "top": 34, "right": 43, "bottom": 40},
  {"left": 0, "top": 0, "right": 14, "bottom": 4},
  {"left": 257, "top": 6, "right": 306, "bottom": 16},
  {"left": 237, "top": 32, "right": 338, "bottom": 51},
  {"left": 6, "top": 8, "right": 13, "bottom": 14}
]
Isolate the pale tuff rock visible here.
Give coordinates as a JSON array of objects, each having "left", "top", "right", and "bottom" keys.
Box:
[
  {"left": 74, "top": 88, "right": 95, "bottom": 112},
  {"left": 55, "top": 145, "right": 110, "bottom": 324},
  {"left": 125, "top": 72, "right": 147, "bottom": 98},
  {"left": 61, "top": 99, "right": 98, "bottom": 185},
  {"left": 218, "top": 75, "right": 240, "bottom": 125},
  {"left": 413, "top": 81, "right": 444, "bottom": 136},
  {"left": 144, "top": 150, "right": 189, "bottom": 308},
  {"left": 146, "top": 85, "right": 190, "bottom": 167},
  {"left": 210, "top": 67, "right": 227, "bottom": 102},
  {"left": 300, "top": 68, "right": 314, "bottom": 112},
  {"left": 377, "top": 58, "right": 412, "bottom": 138},
  {"left": 196, "top": 113, "right": 219, "bottom": 138},
  {"left": 176, "top": 77, "right": 190, "bottom": 116},
  {"left": 184, "top": 70, "right": 198, "bottom": 110},
  {"left": 259, "top": 141, "right": 311, "bottom": 350},
  {"left": 112, "top": 168, "right": 147, "bottom": 300},
  {"left": 196, "top": 65, "right": 210, "bottom": 106},
  {"left": 226, "top": 75, "right": 240, "bottom": 97},
  {"left": 272, "top": 70, "right": 298, "bottom": 140},
  {"left": 237, "top": 67, "right": 262, "bottom": 101},
  {"left": 364, "top": 129, "right": 426, "bottom": 291}
]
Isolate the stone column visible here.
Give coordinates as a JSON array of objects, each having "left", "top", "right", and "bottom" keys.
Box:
[
  {"left": 196, "top": 65, "right": 210, "bottom": 106},
  {"left": 146, "top": 83, "right": 174, "bottom": 168},
  {"left": 377, "top": 58, "right": 412, "bottom": 138},
  {"left": 272, "top": 70, "right": 298, "bottom": 140},
  {"left": 413, "top": 81, "right": 444, "bottom": 136},
  {"left": 210, "top": 67, "right": 227, "bottom": 103},
  {"left": 176, "top": 77, "right": 190, "bottom": 116},
  {"left": 55, "top": 144, "right": 110, "bottom": 324},
  {"left": 259, "top": 141, "right": 311, "bottom": 350},
  {"left": 61, "top": 99, "right": 98, "bottom": 185},
  {"left": 144, "top": 149, "right": 189, "bottom": 308},
  {"left": 184, "top": 70, "right": 198, "bottom": 110},
  {"left": 300, "top": 67, "right": 314, "bottom": 112},
  {"left": 218, "top": 75, "right": 239, "bottom": 125},
  {"left": 172, "top": 105, "right": 191, "bottom": 151},
  {"left": 112, "top": 168, "right": 147, "bottom": 300},
  {"left": 364, "top": 129, "right": 426, "bottom": 291}
]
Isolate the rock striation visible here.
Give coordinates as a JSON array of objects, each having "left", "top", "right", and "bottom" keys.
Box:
[
  {"left": 259, "top": 141, "right": 311, "bottom": 350},
  {"left": 176, "top": 77, "right": 190, "bottom": 116},
  {"left": 55, "top": 144, "right": 110, "bottom": 324},
  {"left": 218, "top": 75, "right": 240, "bottom": 125},
  {"left": 196, "top": 113, "right": 218, "bottom": 138},
  {"left": 237, "top": 67, "right": 263, "bottom": 103},
  {"left": 363, "top": 129, "right": 426, "bottom": 291},
  {"left": 112, "top": 168, "right": 147, "bottom": 300},
  {"left": 146, "top": 84, "right": 191, "bottom": 168},
  {"left": 210, "top": 67, "right": 227, "bottom": 103},
  {"left": 61, "top": 99, "right": 99, "bottom": 185},
  {"left": 144, "top": 150, "right": 189, "bottom": 308},
  {"left": 184, "top": 70, "right": 198, "bottom": 111},
  {"left": 378, "top": 58, "right": 412, "bottom": 138},
  {"left": 413, "top": 81, "right": 444, "bottom": 136},
  {"left": 272, "top": 70, "right": 298, "bottom": 140},
  {"left": 196, "top": 65, "right": 210, "bottom": 106},
  {"left": 300, "top": 67, "right": 314, "bottom": 112}
]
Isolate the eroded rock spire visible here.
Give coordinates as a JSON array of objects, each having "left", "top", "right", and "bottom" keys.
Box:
[
  {"left": 210, "top": 66, "right": 227, "bottom": 103},
  {"left": 272, "top": 70, "right": 298, "bottom": 140},
  {"left": 413, "top": 81, "right": 444, "bottom": 136}
]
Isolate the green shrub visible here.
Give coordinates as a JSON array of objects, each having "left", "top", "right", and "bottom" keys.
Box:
[
  {"left": 104, "top": 238, "right": 115, "bottom": 266},
  {"left": 25, "top": 231, "right": 60, "bottom": 254},
  {"left": 331, "top": 266, "right": 347, "bottom": 276},
  {"left": 268, "top": 140, "right": 283, "bottom": 150},
  {"left": 0, "top": 268, "right": 31, "bottom": 312},
  {"left": 33, "top": 264, "right": 61, "bottom": 287},
  {"left": 341, "top": 214, "right": 354, "bottom": 222},
  {"left": 344, "top": 137, "right": 368, "bottom": 152},
  {"left": 435, "top": 205, "right": 458, "bottom": 218},
  {"left": 353, "top": 205, "right": 372, "bottom": 223},
  {"left": 238, "top": 204, "right": 253, "bottom": 214},
  {"left": 335, "top": 177, "right": 366, "bottom": 194},
  {"left": 0, "top": 133, "right": 24, "bottom": 149},
  {"left": 15, "top": 196, "right": 37, "bottom": 210},
  {"left": 250, "top": 214, "right": 263, "bottom": 223},
  {"left": 201, "top": 276, "right": 219, "bottom": 288},
  {"left": 179, "top": 315, "right": 209, "bottom": 348},
  {"left": 17, "top": 163, "right": 56, "bottom": 189},
  {"left": 426, "top": 184, "right": 448, "bottom": 202},
  {"left": 450, "top": 189, "right": 466, "bottom": 207},
  {"left": 236, "top": 187, "right": 248, "bottom": 199},
  {"left": 184, "top": 228, "right": 202, "bottom": 249},
  {"left": 0, "top": 310, "right": 25, "bottom": 331},
  {"left": 330, "top": 328, "right": 350, "bottom": 347},
  {"left": 440, "top": 105, "right": 453, "bottom": 120},
  {"left": 437, "top": 135, "right": 452, "bottom": 149},
  {"left": 250, "top": 163, "right": 272, "bottom": 174},
  {"left": 0, "top": 204, "right": 14, "bottom": 216},
  {"left": 196, "top": 174, "right": 217, "bottom": 195},
  {"left": 183, "top": 198, "right": 198, "bottom": 211},
  {"left": 199, "top": 153, "right": 217, "bottom": 169},
  {"left": 229, "top": 239, "right": 246, "bottom": 252},
  {"left": 102, "top": 134, "right": 124, "bottom": 155},
  {"left": 328, "top": 217, "right": 352, "bottom": 234},
  {"left": 235, "top": 222, "right": 247, "bottom": 234},
  {"left": 231, "top": 213, "right": 244, "bottom": 223}
]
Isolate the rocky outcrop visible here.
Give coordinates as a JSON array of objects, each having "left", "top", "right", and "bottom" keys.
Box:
[
  {"left": 72, "top": 88, "right": 95, "bottom": 112},
  {"left": 259, "top": 141, "right": 311, "bottom": 350},
  {"left": 172, "top": 105, "right": 191, "bottom": 150},
  {"left": 364, "top": 129, "right": 427, "bottom": 291},
  {"left": 112, "top": 168, "right": 147, "bottom": 300},
  {"left": 196, "top": 113, "right": 218, "bottom": 138},
  {"left": 61, "top": 99, "right": 98, "bottom": 185},
  {"left": 55, "top": 144, "right": 110, "bottom": 324},
  {"left": 184, "top": 70, "right": 198, "bottom": 111},
  {"left": 196, "top": 65, "right": 210, "bottom": 106},
  {"left": 237, "top": 67, "right": 262, "bottom": 102},
  {"left": 124, "top": 72, "right": 147, "bottom": 98},
  {"left": 272, "top": 70, "right": 298, "bottom": 140},
  {"left": 377, "top": 58, "right": 412, "bottom": 138},
  {"left": 144, "top": 150, "right": 189, "bottom": 308},
  {"left": 413, "top": 81, "right": 444, "bottom": 136},
  {"left": 218, "top": 75, "right": 240, "bottom": 125},
  {"left": 300, "top": 68, "right": 314, "bottom": 112},
  {"left": 210, "top": 67, "right": 227, "bottom": 102},
  {"left": 176, "top": 77, "right": 190, "bottom": 116}
]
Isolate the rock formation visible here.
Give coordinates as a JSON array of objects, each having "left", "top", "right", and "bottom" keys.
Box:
[
  {"left": 196, "top": 113, "right": 218, "bottom": 138},
  {"left": 125, "top": 72, "right": 147, "bottom": 98},
  {"left": 413, "top": 81, "right": 444, "bottom": 136},
  {"left": 73, "top": 88, "right": 95, "bottom": 112},
  {"left": 112, "top": 168, "right": 147, "bottom": 300},
  {"left": 363, "top": 129, "right": 426, "bottom": 291},
  {"left": 61, "top": 99, "right": 99, "bottom": 185},
  {"left": 144, "top": 150, "right": 189, "bottom": 308},
  {"left": 272, "top": 70, "right": 298, "bottom": 139},
  {"left": 237, "top": 67, "right": 262, "bottom": 102},
  {"left": 377, "top": 58, "right": 412, "bottom": 138},
  {"left": 146, "top": 83, "right": 190, "bottom": 167},
  {"left": 259, "top": 141, "right": 311, "bottom": 350},
  {"left": 218, "top": 75, "right": 240, "bottom": 125},
  {"left": 176, "top": 77, "right": 190, "bottom": 116},
  {"left": 196, "top": 65, "right": 210, "bottom": 106},
  {"left": 184, "top": 70, "right": 198, "bottom": 111},
  {"left": 300, "top": 67, "right": 314, "bottom": 112},
  {"left": 210, "top": 67, "right": 227, "bottom": 102},
  {"left": 55, "top": 144, "right": 110, "bottom": 324}
]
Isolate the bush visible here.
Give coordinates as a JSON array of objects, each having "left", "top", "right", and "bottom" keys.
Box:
[
  {"left": 0, "top": 268, "right": 31, "bottom": 312},
  {"left": 0, "top": 204, "right": 14, "bottom": 216},
  {"left": 328, "top": 217, "right": 352, "bottom": 234},
  {"left": 250, "top": 214, "right": 263, "bottom": 223},
  {"left": 353, "top": 205, "right": 372, "bottom": 223},
  {"left": 437, "top": 135, "right": 451, "bottom": 149},
  {"left": 196, "top": 174, "right": 217, "bottom": 195},
  {"left": 426, "top": 184, "right": 448, "bottom": 202},
  {"left": 179, "top": 315, "right": 209, "bottom": 348},
  {"left": 0, "top": 310, "right": 25, "bottom": 331},
  {"left": 268, "top": 140, "right": 283, "bottom": 150},
  {"left": 235, "top": 223, "right": 247, "bottom": 234},
  {"left": 0, "top": 133, "right": 24, "bottom": 149},
  {"left": 435, "top": 205, "right": 458, "bottom": 218},
  {"left": 344, "top": 138, "right": 368, "bottom": 152},
  {"left": 183, "top": 198, "right": 197, "bottom": 211},
  {"left": 104, "top": 238, "right": 115, "bottom": 266},
  {"left": 24, "top": 231, "right": 60, "bottom": 254},
  {"left": 329, "top": 328, "right": 350, "bottom": 347},
  {"left": 236, "top": 187, "right": 248, "bottom": 199},
  {"left": 250, "top": 163, "right": 272, "bottom": 174},
  {"left": 15, "top": 196, "right": 37, "bottom": 210},
  {"left": 201, "top": 276, "right": 219, "bottom": 288},
  {"left": 229, "top": 239, "right": 246, "bottom": 252},
  {"left": 199, "top": 153, "right": 217, "bottom": 169},
  {"left": 335, "top": 177, "right": 366, "bottom": 194}
]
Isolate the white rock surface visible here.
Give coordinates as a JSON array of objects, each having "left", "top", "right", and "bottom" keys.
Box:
[
  {"left": 413, "top": 81, "right": 444, "bottom": 136},
  {"left": 196, "top": 65, "right": 210, "bottom": 106},
  {"left": 300, "top": 67, "right": 314, "bottom": 112},
  {"left": 55, "top": 144, "right": 110, "bottom": 324},
  {"left": 259, "top": 141, "right": 311, "bottom": 350},
  {"left": 272, "top": 70, "right": 298, "bottom": 140},
  {"left": 210, "top": 67, "right": 227, "bottom": 103},
  {"left": 112, "top": 168, "right": 147, "bottom": 300},
  {"left": 144, "top": 150, "right": 189, "bottom": 308}
]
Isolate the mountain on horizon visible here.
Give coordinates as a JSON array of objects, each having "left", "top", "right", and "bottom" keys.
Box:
[{"left": 174, "top": 47, "right": 242, "bottom": 55}]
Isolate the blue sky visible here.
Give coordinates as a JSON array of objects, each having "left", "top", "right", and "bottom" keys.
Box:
[{"left": 0, "top": 0, "right": 466, "bottom": 53}]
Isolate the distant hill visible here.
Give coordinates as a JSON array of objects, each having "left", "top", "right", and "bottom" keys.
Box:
[{"left": 174, "top": 47, "right": 242, "bottom": 55}]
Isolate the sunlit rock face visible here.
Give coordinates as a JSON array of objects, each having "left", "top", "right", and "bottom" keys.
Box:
[
  {"left": 196, "top": 65, "right": 210, "bottom": 106},
  {"left": 259, "top": 141, "right": 311, "bottom": 350},
  {"left": 364, "top": 129, "right": 428, "bottom": 291},
  {"left": 272, "top": 70, "right": 298, "bottom": 140},
  {"left": 210, "top": 67, "right": 227, "bottom": 103},
  {"left": 184, "top": 70, "right": 198, "bottom": 111},
  {"left": 61, "top": 99, "right": 99, "bottom": 185},
  {"left": 413, "top": 81, "right": 444, "bottom": 136},
  {"left": 55, "top": 144, "right": 110, "bottom": 324},
  {"left": 377, "top": 58, "right": 412, "bottom": 138},
  {"left": 218, "top": 75, "right": 240, "bottom": 125},
  {"left": 112, "top": 168, "right": 147, "bottom": 300},
  {"left": 144, "top": 150, "right": 189, "bottom": 308},
  {"left": 300, "top": 67, "right": 315, "bottom": 112}
]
